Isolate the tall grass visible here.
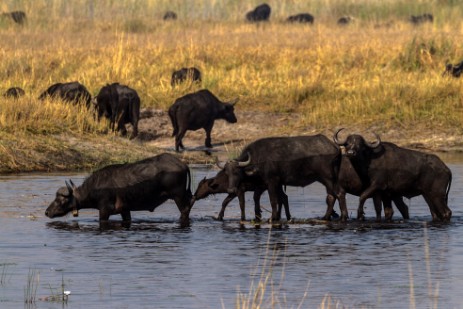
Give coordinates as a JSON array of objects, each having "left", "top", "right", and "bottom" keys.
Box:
[{"left": 0, "top": 0, "right": 462, "bottom": 171}]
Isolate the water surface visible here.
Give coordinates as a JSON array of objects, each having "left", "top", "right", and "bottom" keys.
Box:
[{"left": 0, "top": 160, "right": 462, "bottom": 308}]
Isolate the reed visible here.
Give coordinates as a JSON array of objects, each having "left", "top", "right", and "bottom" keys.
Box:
[
  {"left": 24, "top": 268, "right": 39, "bottom": 304},
  {"left": 1, "top": 0, "right": 462, "bottom": 172}
]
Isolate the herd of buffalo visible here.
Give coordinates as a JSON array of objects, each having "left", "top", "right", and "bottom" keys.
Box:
[{"left": 0, "top": 3, "right": 457, "bottom": 227}]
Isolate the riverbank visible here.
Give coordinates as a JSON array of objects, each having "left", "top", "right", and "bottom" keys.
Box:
[{"left": 1, "top": 108, "right": 461, "bottom": 174}]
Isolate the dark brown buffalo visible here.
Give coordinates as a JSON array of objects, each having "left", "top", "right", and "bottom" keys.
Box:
[
  {"left": 443, "top": 61, "right": 463, "bottom": 78},
  {"left": 45, "top": 153, "right": 193, "bottom": 226},
  {"left": 1, "top": 11, "right": 26, "bottom": 24},
  {"left": 3, "top": 87, "right": 25, "bottom": 98},
  {"left": 193, "top": 168, "right": 290, "bottom": 221},
  {"left": 246, "top": 3, "right": 271, "bottom": 22},
  {"left": 94, "top": 83, "right": 140, "bottom": 139},
  {"left": 168, "top": 89, "right": 238, "bottom": 152},
  {"left": 337, "top": 16, "right": 354, "bottom": 25},
  {"left": 287, "top": 13, "right": 314, "bottom": 24},
  {"left": 38, "top": 81, "right": 92, "bottom": 108},
  {"left": 171, "top": 67, "right": 201, "bottom": 87},
  {"left": 409, "top": 13, "right": 433, "bottom": 25},
  {"left": 222, "top": 135, "right": 348, "bottom": 222},
  {"left": 326, "top": 156, "right": 410, "bottom": 222},
  {"left": 163, "top": 11, "right": 177, "bottom": 20},
  {"left": 334, "top": 129, "right": 452, "bottom": 221}
]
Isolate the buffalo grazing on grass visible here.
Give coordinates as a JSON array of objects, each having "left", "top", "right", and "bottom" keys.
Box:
[
  {"left": 246, "top": 3, "right": 271, "bottom": 22},
  {"left": 1, "top": 11, "right": 26, "bottom": 25},
  {"left": 286, "top": 13, "right": 314, "bottom": 24},
  {"left": 171, "top": 67, "right": 202, "bottom": 87},
  {"left": 94, "top": 83, "right": 140, "bottom": 139},
  {"left": 3, "top": 87, "right": 25, "bottom": 98},
  {"left": 38, "top": 81, "right": 92, "bottom": 108}
]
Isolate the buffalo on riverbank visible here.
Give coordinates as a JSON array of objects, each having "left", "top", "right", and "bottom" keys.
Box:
[
  {"left": 38, "top": 81, "right": 92, "bottom": 108},
  {"left": 94, "top": 83, "right": 140, "bottom": 139},
  {"left": 168, "top": 89, "right": 238, "bottom": 152}
]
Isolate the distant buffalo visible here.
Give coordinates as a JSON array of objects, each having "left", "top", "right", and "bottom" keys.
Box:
[
  {"left": 94, "top": 83, "right": 140, "bottom": 139},
  {"left": 246, "top": 3, "right": 271, "bottom": 22},
  {"left": 1, "top": 11, "right": 26, "bottom": 25},
  {"left": 163, "top": 11, "right": 177, "bottom": 20},
  {"left": 38, "top": 81, "right": 92, "bottom": 108},
  {"left": 338, "top": 16, "right": 354, "bottom": 25},
  {"left": 168, "top": 89, "right": 238, "bottom": 152},
  {"left": 171, "top": 67, "right": 202, "bottom": 87},
  {"left": 287, "top": 13, "right": 314, "bottom": 24},
  {"left": 410, "top": 13, "right": 433, "bottom": 25},
  {"left": 3, "top": 87, "right": 25, "bottom": 98},
  {"left": 443, "top": 61, "right": 463, "bottom": 78}
]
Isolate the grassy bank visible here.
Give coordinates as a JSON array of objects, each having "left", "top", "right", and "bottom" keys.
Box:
[{"left": 1, "top": 0, "right": 463, "bottom": 172}]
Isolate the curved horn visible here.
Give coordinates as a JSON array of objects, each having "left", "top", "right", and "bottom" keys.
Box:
[
  {"left": 229, "top": 98, "right": 239, "bottom": 106},
  {"left": 238, "top": 153, "right": 251, "bottom": 167},
  {"left": 366, "top": 133, "right": 381, "bottom": 149},
  {"left": 333, "top": 128, "right": 347, "bottom": 146},
  {"left": 65, "top": 180, "right": 74, "bottom": 194}
]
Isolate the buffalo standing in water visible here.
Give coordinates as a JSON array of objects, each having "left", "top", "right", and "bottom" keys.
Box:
[
  {"left": 38, "top": 81, "right": 92, "bottom": 108},
  {"left": 45, "top": 153, "right": 193, "bottom": 226},
  {"left": 168, "top": 89, "right": 238, "bottom": 152},
  {"left": 334, "top": 129, "right": 452, "bottom": 221},
  {"left": 94, "top": 83, "right": 140, "bottom": 139}
]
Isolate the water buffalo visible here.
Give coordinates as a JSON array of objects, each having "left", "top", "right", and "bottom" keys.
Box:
[
  {"left": 1, "top": 11, "right": 26, "bottom": 24},
  {"left": 45, "top": 153, "right": 193, "bottom": 226},
  {"left": 326, "top": 156, "right": 410, "bottom": 222},
  {"left": 246, "top": 3, "right": 271, "bottom": 22},
  {"left": 168, "top": 89, "right": 238, "bottom": 152},
  {"left": 3, "top": 87, "right": 25, "bottom": 98},
  {"left": 171, "top": 67, "right": 202, "bottom": 87},
  {"left": 163, "top": 11, "right": 177, "bottom": 20},
  {"left": 409, "top": 13, "right": 433, "bottom": 25},
  {"left": 193, "top": 168, "right": 290, "bottom": 221},
  {"left": 286, "top": 13, "right": 314, "bottom": 24},
  {"left": 38, "top": 81, "right": 92, "bottom": 108},
  {"left": 337, "top": 16, "right": 354, "bottom": 25},
  {"left": 94, "top": 83, "right": 140, "bottom": 139},
  {"left": 222, "top": 135, "right": 348, "bottom": 222},
  {"left": 334, "top": 129, "right": 452, "bottom": 221},
  {"left": 443, "top": 61, "right": 463, "bottom": 78}
]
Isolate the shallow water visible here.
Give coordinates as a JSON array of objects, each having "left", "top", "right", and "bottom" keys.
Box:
[{"left": 0, "top": 159, "right": 462, "bottom": 309}]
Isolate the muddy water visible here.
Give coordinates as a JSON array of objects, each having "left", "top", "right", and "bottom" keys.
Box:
[{"left": 0, "top": 158, "right": 462, "bottom": 309}]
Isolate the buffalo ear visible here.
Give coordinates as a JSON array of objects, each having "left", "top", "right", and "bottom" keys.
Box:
[
  {"left": 229, "top": 98, "right": 239, "bottom": 106},
  {"left": 244, "top": 166, "right": 258, "bottom": 176}
]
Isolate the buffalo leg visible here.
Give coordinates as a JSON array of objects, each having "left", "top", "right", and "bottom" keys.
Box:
[
  {"left": 237, "top": 191, "right": 246, "bottom": 221},
  {"left": 358, "top": 184, "right": 380, "bottom": 221},
  {"left": 253, "top": 189, "right": 264, "bottom": 222},
  {"left": 267, "top": 181, "right": 281, "bottom": 223},
  {"left": 204, "top": 124, "right": 213, "bottom": 148},
  {"left": 380, "top": 196, "right": 393, "bottom": 222},
  {"left": 423, "top": 194, "right": 452, "bottom": 221},
  {"left": 121, "top": 210, "right": 131, "bottom": 222},
  {"left": 323, "top": 194, "right": 336, "bottom": 220},
  {"left": 174, "top": 195, "right": 191, "bottom": 226},
  {"left": 392, "top": 197, "right": 409, "bottom": 220},
  {"left": 175, "top": 128, "right": 187, "bottom": 152},
  {"left": 218, "top": 194, "right": 236, "bottom": 221},
  {"left": 279, "top": 187, "right": 291, "bottom": 221}
]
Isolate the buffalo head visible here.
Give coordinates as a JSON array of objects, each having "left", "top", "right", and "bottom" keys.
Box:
[
  {"left": 334, "top": 128, "right": 381, "bottom": 158},
  {"left": 45, "top": 180, "right": 79, "bottom": 218},
  {"left": 220, "top": 99, "right": 239, "bottom": 124},
  {"left": 222, "top": 154, "right": 252, "bottom": 194}
]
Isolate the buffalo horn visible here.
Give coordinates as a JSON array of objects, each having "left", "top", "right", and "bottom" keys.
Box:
[
  {"left": 65, "top": 180, "right": 74, "bottom": 195},
  {"left": 333, "top": 128, "right": 347, "bottom": 146},
  {"left": 229, "top": 98, "right": 239, "bottom": 106},
  {"left": 238, "top": 153, "right": 251, "bottom": 167},
  {"left": 366, "top": 133, "right": 381, "bottom": 149}
]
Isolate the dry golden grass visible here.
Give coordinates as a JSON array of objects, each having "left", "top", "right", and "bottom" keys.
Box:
[{"left": 1, "top": 0, "right": 463, "bottom": 172}]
